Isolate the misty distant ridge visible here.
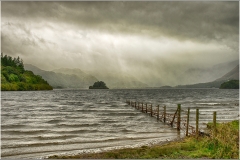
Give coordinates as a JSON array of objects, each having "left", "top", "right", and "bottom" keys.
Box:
[
  {"left": 25, "top": 64, "right": 148, "bottom": 89},
  {"left": 214, "top": 65, "right": 239, "bottom": 82},
  {"left": 83, "top": 70, "right": 148, "bottom": 89},
  {"left": 24, "top": 64, "right": 98, "bottom": 89},
  {"left": 53, "top": 68, "right": 88, "bottom": 76},
  {"left": 183, "top": 59, "right": 239, "bottom": 84},
  {"left": 25, "top": 59, "right": 238, "bottom": 89},
  {"left": 175, "top": 64, "right": 239, "bottom": 89},
  {"left": 52, "top": 68, "right": 98, "bottom": 86}
]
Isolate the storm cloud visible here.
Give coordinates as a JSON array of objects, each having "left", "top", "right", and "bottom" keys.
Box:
[{"left": 1, "top": 1, "right": 239, "bottom": 86}]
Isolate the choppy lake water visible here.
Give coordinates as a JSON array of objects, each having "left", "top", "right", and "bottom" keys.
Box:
[{"left": 1, "top": 89, "right": 239, "bottom": 159}]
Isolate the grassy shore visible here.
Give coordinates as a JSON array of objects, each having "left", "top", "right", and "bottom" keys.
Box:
[{"left": 48, "top": 120, "right": 239, "bottom": 159}]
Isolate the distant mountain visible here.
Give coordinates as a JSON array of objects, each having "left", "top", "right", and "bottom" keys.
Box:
[
  {"left": 212, "top": 60, "right": 239, "bottom": 72},
  {"left": 175, "top": 81, "right": 224, "bottom": 89},
  {"left": 176, "top": 64, "right": 239, "bottom": 88},
  {"left": 24, "top": 64, "right": 98, "bottom": 89},
  {"left": 52, "top": 68, "right": 148, "bottom": 89},
  {"left": 25, "top": 64, "right": 148, "bottom": 89},
  {"left": 52, "top": 68, "right": 98, "bottom": 86},
  {"left": 183, "top": 60, "right": 239, "bottom": 84},
  {"left": 85, "top": 71, "right": 148, "bottom": 89},
  {"left": 214, "top": 65, "right": 239, "bottom": 82}
]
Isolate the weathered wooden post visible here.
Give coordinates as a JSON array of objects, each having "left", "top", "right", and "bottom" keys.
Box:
[
  {"left": 171, "top": 107, "right": 178, "bottom": 127},
  {"left": 164, "top": 105, "right": 166, "bottom": 123},
  {"left": 146, "top": 103, "right": 148, "bottom": 113},
  {"left": 177, "top": 104, "right": 181, "bottom": 131},
  {"left": 186, "top": 108, "right": 190, "bottom": 136},
  {"left": 134, "top": 102, "right": 136, "bottom": 108},
  {"left": 138, "top": 102, "right": 140, "bottom": 110},
  {"left": 141, "top": 102, "right": 143, "bottom": 112},
  {"left": 157, "top": 105, "right": 159, "bottom": 120},
  {"left": 150, "top": 104, "right": 153, "bottom": 117},
  {"left": 196, "top": 109, "right": 199, "bottom": 137},
  {"left": 213, "top": 111, "right": 217, "bottom": 137}
]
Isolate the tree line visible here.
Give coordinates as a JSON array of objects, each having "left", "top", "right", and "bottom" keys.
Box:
[
  {"left": 1, "top": 53, "right": 53, "bottom": 91},
  {"left": 1, "top": 53, "right": 24, "bottom": 71}
]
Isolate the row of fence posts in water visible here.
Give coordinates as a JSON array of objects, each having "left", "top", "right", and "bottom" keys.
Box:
[{"left": 126, "top": 100, "right": 217, "bottom": 137}]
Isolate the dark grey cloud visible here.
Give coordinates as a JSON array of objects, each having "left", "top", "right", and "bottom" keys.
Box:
[
  {"left": 2, "top": 1, "right": 238, "bottom": 50},
  {"left": 1, "top": 1, "right": 239, "bottom": 86}
]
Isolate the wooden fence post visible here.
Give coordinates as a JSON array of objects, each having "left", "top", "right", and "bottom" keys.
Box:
[
  {"left": 141, "top": 102, "right": 143, "bottom": 112},
  {"left": 146, "top": 103, "right": 148, "bottom": 113},
  {"left": 213, "top": 111, "right": 217, "bottom": 137},
  {"left": 164, "top": 105, "right": 166, "bottom": 123},
  {"left": 134, "top": 102, "right": 136, "bottom": 108},
  {"left": 196, "top": 109, "right": 199, "bottom": 137},
  {"left": 138, "top": 102, "right": 139, "bottom": 110},
  {"left": 171, "top": 108, "right": 178, "bottom": 127},
  {"left": 150, "top": 104, "right": 153, "bottom": 117},
  {"left": 177, "top": 104, "right": 181, "bottom": 131},
  {"left": 186, "top": 108, "right": 190, "bottom": 136},
  {"left": 157, "top": 105, "right": 159, "bottom": 120}
]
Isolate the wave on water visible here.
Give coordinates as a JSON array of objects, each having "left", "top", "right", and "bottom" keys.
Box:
[
  {"left": 2, "top": 129, "right": 49, "bottom": 135},
  {"left": 196, "top": 102, "right": 222, "bottom": 105},
  {"left": 1, "top": 89, "right": 238, "bottom": 159},
  {"left": 56, "top": 123, "right": 101, "bottom": 128}
]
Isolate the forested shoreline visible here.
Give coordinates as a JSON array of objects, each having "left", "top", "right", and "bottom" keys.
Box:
[{"left": 1, "top": 53, "right": 53, "bottom": 91}]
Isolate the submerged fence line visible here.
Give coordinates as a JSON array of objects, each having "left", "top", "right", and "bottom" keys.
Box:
[{"left": 126, "top": 100, "right": 217, "bottom": 137}]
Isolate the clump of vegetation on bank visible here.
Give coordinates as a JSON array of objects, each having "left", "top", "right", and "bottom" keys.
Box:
[
  {"left": 220, "top": 80, "right": 239, "bottom": 89},
  {"left": 48, "top": 120, "right": 239, "bottom": 159},
  {"left": 1, "top": 53, "right": 53, "bottom": 91},
  {"left": 89, "top": 81, "right": 109, "bottom": 89}
]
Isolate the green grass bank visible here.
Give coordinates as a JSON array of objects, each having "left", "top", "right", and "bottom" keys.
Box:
[{"left": 48, "top": 120, "right": 239, "bottom": 159}]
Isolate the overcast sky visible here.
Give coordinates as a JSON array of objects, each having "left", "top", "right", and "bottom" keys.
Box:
[{"left": 1, "top": 1, "right": 239, "bottom": 86}]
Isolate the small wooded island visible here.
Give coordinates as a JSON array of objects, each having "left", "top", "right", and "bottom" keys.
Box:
[
  {"left": 89, "top": 81, "right": 109, "bottom": 89},
  {"left": 1, "top": 53, "right": 53, "bottom": 91}
]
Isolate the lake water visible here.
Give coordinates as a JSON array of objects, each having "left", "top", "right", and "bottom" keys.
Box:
[{"left": 1, "top": 89, "right": 239, "bottom": 159}]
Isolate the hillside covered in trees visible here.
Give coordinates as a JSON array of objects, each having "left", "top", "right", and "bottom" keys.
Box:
[
  {"left": 1, "top": 53, "right": 53, "bottom": 91},
  {"left": 220, "top": 80, "right": 239, "bottom": 89}
]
